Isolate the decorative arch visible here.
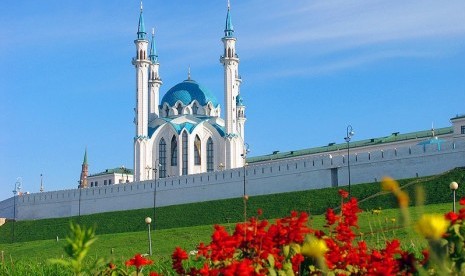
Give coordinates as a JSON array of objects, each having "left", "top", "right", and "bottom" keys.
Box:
[
  {"left": 159, "top": 138, "right": 167, "bottom": 178},
  {"left": 207, "top": 137, "right": 214, "bottom": 172},
  {"left": 182, "top": 131, "right": 188, "bottom": 175},
  {"left": 171, "top": 135, "right": 178, "bottom": 166},
  {"left": 194, "top": 135, "right": 201, "bottom": 165},
  {"left": 177, "top": 103, "right": 183, "bottom": 115}
]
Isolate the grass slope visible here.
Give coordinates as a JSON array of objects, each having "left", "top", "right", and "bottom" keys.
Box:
[{"left": 1, "top": 168, "right": 464, "bottom": 244}]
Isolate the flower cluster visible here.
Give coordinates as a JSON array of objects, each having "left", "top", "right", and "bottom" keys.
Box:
[{"left": 171, "top": 189, "right": 427, "bottom": 275}]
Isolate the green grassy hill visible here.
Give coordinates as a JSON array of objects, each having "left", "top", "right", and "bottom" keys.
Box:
[{"left": 1, "top": 167, "right": 464, "bottom": 243}]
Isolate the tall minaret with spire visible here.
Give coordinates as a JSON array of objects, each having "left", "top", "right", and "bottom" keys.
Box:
[
  {"left": 78, "top": 149, "right": 88, "bottom": 188},
  {"left": 148, "top": 28, "right": 162, "bottom": 121},
  {"left": 133, "top": 1, "right": 150, "bottom": 181},
  {"left": 220, "top": 1, "right": 245, "bottom": 169}
]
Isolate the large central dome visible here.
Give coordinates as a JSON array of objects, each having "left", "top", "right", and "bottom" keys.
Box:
[{"left": 161, "top": 79, "right": 219, "bottom": 107}]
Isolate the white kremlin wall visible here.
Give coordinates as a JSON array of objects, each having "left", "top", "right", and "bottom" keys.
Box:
[{"left": 1, "top": 138, "right": 465, "bottom": 221}]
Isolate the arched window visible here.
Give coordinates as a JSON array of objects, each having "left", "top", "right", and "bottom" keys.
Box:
[
  {"left": 165, "top": 106, "right": 170, "bottom": 117},
  {"left": 228, "top": 48, "right": 232, "bottom": 58},
  {"left": 139, "top": 50, "right": 143, "bottom": 60},
  {"left": 192, "top": 103, "right": 198, "bottom": 114},
  {"left": 207, "top": 138, "right": 214, "bottom": 172},
  {"left": 182, "top": 132, "right": 188, "bottom": 175},
  {"left": 159, "top": 138, "right": 167, "bottom": 178},
  {"left": 171, "top": 136, "right": 177, "bottom": 166},
  {"left": 194, "top": 135, "right": 201, "bottom": 165},
  {"left": 177, "top": 104, "right": 183, "bottom": 115}
]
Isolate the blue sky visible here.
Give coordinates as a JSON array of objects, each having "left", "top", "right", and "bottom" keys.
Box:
[{"left": 1, "top": 0, "right": 464, "bottom": 200}]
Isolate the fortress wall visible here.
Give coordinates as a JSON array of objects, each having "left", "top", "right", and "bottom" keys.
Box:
[{"left": 2, "top": 141, "right": 465, "bottom": 221}]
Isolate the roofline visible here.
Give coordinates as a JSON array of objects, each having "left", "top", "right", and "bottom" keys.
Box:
[{"left": 247, "top": 126, "right": 453, "bottom": 164}]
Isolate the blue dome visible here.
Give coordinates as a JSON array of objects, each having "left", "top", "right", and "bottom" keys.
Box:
[{"left": 161, "top": 79, "right": 218, "bottom": 107}]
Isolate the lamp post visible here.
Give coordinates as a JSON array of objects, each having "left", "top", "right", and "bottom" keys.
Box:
[
  {"left": 344, "top": 125, "right": 355, "bottom": 197},
  {"left": 241, "top": 143, "right": 250, "bottom": 222},
  {"left": 145, "top": 217, "right": 152, "bottom": 255},
  {"left": 450, "top": 181, "right": 459, "bottom": 213},
  {"left": 152, "top": 162, "right": 161, "bottom": 228}
]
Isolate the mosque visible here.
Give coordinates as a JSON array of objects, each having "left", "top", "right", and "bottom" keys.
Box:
[{"left": 131, "top": 2, "right": 246, "bottom": 182}]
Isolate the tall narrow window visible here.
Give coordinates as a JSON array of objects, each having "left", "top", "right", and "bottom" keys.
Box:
[
  {"left": 159, "top": 138, "right": 167, "bottom": 178},
  {"left": 194, "top": 135, "right": 201, "bottom": 165},
  {"left": 207, "top": 137, "right": 214, "bottom": 172},
  {"left": 192, "top": 103, "right": 198, "bottom": 114},
  {"left": 461, "top": 125, "right": 465, "bottom": 134},
  {"left": 171, "top": 136, "right": 178, "bottom": 166},
  {"left": 182, "top": 132, "right": 188, "bottom": 175},
  {"left": 164, "top": 106, "right": 169, "bottom": 117},
  {"left": 177, "top": 104, "right": 183, "bottom": 115}
]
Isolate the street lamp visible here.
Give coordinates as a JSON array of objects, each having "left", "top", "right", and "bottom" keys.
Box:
[
  {"left": 241, "top": 143, "right": 250, "bottom": 222},
  {"left": 145, "top": 217, "right": 153, "bottom": 255},
  {"left": 152, "top": 162, "right": 161, "bottom": 227},
  {"left": 450, "top": 181, "right": 459, "bottom": 213},
  {"left": 344, "top": 125, "right": 355, "bottom": 197}
]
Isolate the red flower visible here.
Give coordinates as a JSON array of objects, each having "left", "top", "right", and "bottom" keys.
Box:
[
  {"left": 125, "top": 254, "right": 153, "bottom": 270},
  {"left": 445, "top": 211, "right": 459, "bottom": 223},
  {"left": 150, "top": 272, "right": 163, "bottom": 276},
  {"left": 257, "top": 208, "right": 263, "bottom": 216},
  {"left": 108, "top": 262, "right": 116, "bottom": 270},
  {"left": 338, "top": 189, "right": 349, "bottom": 199},
  {"left": 172, "top": 246, "right": 189, "bottom": 275}
]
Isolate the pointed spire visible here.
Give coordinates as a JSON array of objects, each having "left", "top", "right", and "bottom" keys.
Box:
[
  {"left": 187, "top": 66, "right": 191, "bottom": 80},
  {"left": 137, "top": 1, "right": 146, "bottom": 40},
  {"left": 83, "top": 148, "right": 88, "bottom": 165},
  {"left": 224, "top": 0, "right": 234, "bottom": 37},
  {"left": 149, "top": 28, "right": 158, "bottom": 63}
]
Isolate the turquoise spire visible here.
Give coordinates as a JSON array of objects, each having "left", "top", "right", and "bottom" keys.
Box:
[
  {"left": 83, "top": 148, "right": 88, "bottom": 165},
  {"left": 149, "top": 28, "right": 158, "bottom": 63},
  {"left": 137, "top": 1, "right": 146, "bottom": 40},
  {"left": 224, "top": 0, "right": 234, "bottom": 37}
]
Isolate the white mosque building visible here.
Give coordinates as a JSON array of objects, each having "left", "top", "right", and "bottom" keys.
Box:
[{"left": 132, "top": 3, "right": 246, "bottom": 182}]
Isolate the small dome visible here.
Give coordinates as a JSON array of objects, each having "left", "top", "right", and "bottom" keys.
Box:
[{"left": 161, "top": 79, "right": 218, "bottom": 108}]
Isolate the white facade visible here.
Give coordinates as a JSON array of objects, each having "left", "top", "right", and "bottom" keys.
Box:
[{"left": 133, "top": 4, "right": 246, "bottom": 182}]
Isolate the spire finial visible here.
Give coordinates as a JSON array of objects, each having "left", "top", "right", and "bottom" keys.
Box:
[
  {"left": 224, "top": 1, "right": 234, "bottom": 37},
  {"left": 152, "top": 27, "right": 155, "bottom": 36},
  {"left": 149, "top": 27, "right": 158, "bottom": 62},
  {"left": 188, "top": 66, "right": 191, "bottom": 80},
  {"left": 140, "top": 0, "right": 143, "bottom": 11},
  {"left": 137, "top": 1, "right": 146, "bottom": 39}
]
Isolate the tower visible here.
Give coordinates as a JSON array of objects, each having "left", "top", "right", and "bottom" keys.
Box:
[
  {"left": 78, "top": 149, "right": 88, "bottom": 188},
  {"left": 132, "top": 2, "right": 151, "bottom": 181},
  {"left": 220, "top": 1, "right": 245, "bottom": 168},
  {"left": 148, "top": 28, "right": 162, "bottom": 121}
]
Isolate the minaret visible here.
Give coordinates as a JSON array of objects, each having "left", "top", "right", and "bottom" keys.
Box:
[
  {"left": 79, "top": 149, "right": 88, "bottom": 189},
  {"left": 148, "top": 28, "right": 162, "bottom": 121},
  {"left": 220, "top": 0, "right": 241, "bottom": 136},
  {"left": 132, "top": 1, "right": 150, "bottom": 137},
  {"left": 220, "top": 1, "right": 244, "bottom": 169},
  {"left": 132, "top": 1, "right": 150, "bottom": 181}
]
